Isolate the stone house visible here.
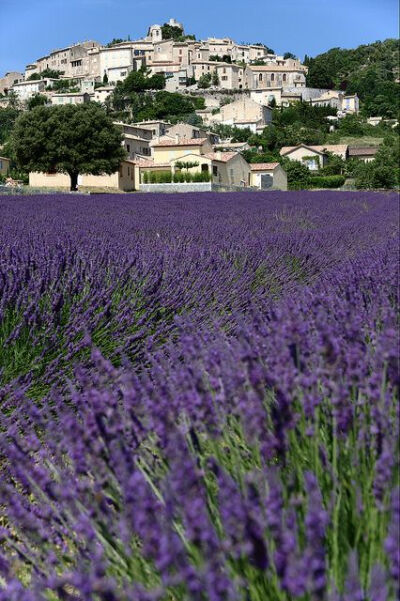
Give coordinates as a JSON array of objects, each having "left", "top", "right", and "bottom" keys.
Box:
[
  {"left": 212, "top": 96, "right": 272, "bottom": 131},
  {"left": 114, "top": 122, "right": 153, "bottom": 159},
  {"left": 280, "top": 144, "right": 349, "bottom": 169},
  {"left": 310, "top": 91, "right": 360, "bottom": 114},
  {"left": 29, "top": 160, "right": 136, "bottom": 190},
  {"left": 50, "top": 92, "right": 91, "bottom": 105},
  {"left": 249, "top": 163, "right": 288, "bottom": 190},
  {"left": 150, "top": 136, "right": 214, "bottom": 164},
  {"left": 164, "top": 123, "right": 218, "bottom": 143},
  {"left": 191, "top": 61, "right": 244, "bottom": 89},
  {"left": 246, "top": 61, "right": 307, "bottom": 90},
  {"left": 348, "top": 147, "right": 378, "bottom": 162},
  {"left": 26, "top": 41, "right": 101, "bottom": 79},
  {"left": 205, "top": 151, "right": 250, "bottom": 186},
  {"left": 0, "top": 71, "right": 24, "bottom": 95},
  {"left": 0, "top": 156, "right": 11, "bottom": 176},
  {"left": 132, "top": 120, "right": 170, "bottom": 137},
  {"left": 280, "top": 144, "right": 327, "bottom": 170},
  {"left": 12, "top": 79, "right": 58, "bottom": 101}
]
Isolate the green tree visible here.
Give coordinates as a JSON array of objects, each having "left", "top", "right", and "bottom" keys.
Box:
[
  {"left": 211, "top": 70, "right": 220, "bottom": 86},
  {"left": 13, "top": 103, "right": 126, "bottom": 191},
  {"left": 161, "top": 23, "right": 195, "bottom": 42},
  {"left": 28, "top": 69, "right": 63, "bottom": 80},
  {"left": 198, "top": 73, "right": 212, "bottom": 89},
  {"left": 281, "top": 158, "right": 311, "bottom": 189},
  {"left": 27, "top": 94, "right": 49, "bottom": 110},
  {"left": 103, "top": 72, "right": 109, "bottom": 84},
  {"left": 284, "top": 52, "right": 297, "bottom": 60},
  {"left": 0, "top": 106, "right": 20, "bottom": 144}
]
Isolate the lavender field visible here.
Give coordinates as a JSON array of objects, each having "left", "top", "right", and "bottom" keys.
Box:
[{"left": 0, "top": 191, "right": 398, "bottom": 601}]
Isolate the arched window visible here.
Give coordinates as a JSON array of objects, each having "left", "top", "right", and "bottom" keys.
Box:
[
  {"left": 259, "top": 73, "right": 263, "bottom": 82},
  {"left": 271, "top": 73, "right": 275, "bottom": 81}
]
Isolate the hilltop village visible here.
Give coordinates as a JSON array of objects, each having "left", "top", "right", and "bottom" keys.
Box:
[{"left": 0, "top": 19, "right": 398, "bottom": 192}]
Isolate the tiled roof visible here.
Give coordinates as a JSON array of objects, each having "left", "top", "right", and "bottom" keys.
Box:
[
  {"left": 151, "top": 138, "right": 208, "bottom": 147},
  {"left": 348, "top": 147, "right": 378, "bottom": 156},
  {"left": 203, "top": 152, "right": 238, "bottom": 162},
  {"left": 312, "top": 145, "right": 348, "bottom": 153},
  {"left": 250, "top": 163, "right": 279, "bottom": 171},
  {"left": 280, "top": 144, "right": 348, "bottom": 156},
  {"left": 129, "top": 159, "right": 170, "bottom": 168},
  {"left": 280, "top": 145, "right": 326, "bottom": 156}
]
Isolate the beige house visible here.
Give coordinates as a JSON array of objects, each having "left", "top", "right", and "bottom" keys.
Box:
[
  {"left": 205, "top": 151, "right": 250, "bottom": 186},
  {"left": 150, "top": 136, "right": 213, "bottom": 164},
  {"left": 0, "top": 156, "right": 11, "bottom": 176},
  {"left": 29, "top": 160, "right": 135, "bottom": 191},
  {"left": 50, "top": 92, "right": 91, "bottom": 105},
  {"left": 280, "top": 144, "right": 349, "bottom": 169},
  {"left": 249, "top": 163, "right": 288, "bottom": 190},
  {"left": 212, "top": 96, "right": 272, "bottom": 131},
  {"left": 280, "top": 144, "right": 327, "bottom": 170},
  {"left": 12, "top": 79, "right": 57, "bottom": 101},
  {"left": 134, "top": 141, "right": 250, "bottom": 189}
]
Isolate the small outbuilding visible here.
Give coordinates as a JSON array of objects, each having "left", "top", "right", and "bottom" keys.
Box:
[{"left": 249, "top": 162, "right": 288, "bottom": 190}]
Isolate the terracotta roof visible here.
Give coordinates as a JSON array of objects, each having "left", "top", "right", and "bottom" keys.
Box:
[
  {"left": 151, "top": 138, "right": 208, "bottom": 147},
  {"left": 280, "top": 144, "right": 348, "bottom": 156},
  {"left": 312, "top": 144, "right": 348, "bottom": 154},
  {"left": 203, "top": 152, "right": 238, "bottom": 163},
  {"left": 280, "top": 144, "right": 326, "bottom": 156},
  {"left": 129, "top": 159, "right": 170, "bottom": 168},
  {"left": 250, "top": 163, "right": 279, "bottom": 171},
  {"left": 348, "top": 147, "right": 378, "bottom": 156}
]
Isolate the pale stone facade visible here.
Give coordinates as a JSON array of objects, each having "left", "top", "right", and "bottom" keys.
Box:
[
  {"left": 29, "top": 160, "right": 135, "bottom": 190},
  {"left": 0, "top": 72, "right": 24, "bottom": 95},
  {"left": 213, "top": 96, "right": 272, "bottom": 130},
  {"left": 246, "top": 61, "right": 307, "bottom": 90},
  {"left": 50, "top": 92, "right": 91, "bottom": 105}
]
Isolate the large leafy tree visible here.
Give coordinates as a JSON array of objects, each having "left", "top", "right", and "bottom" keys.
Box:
[{"left": 13, "top": 103, "right": 126, "bottom": 191}]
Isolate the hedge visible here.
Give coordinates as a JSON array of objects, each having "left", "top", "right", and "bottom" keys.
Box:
[{"left": 309, "top": 175, "right": 346, "bottom": 188}]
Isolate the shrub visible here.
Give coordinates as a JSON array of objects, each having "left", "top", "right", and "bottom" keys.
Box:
[
  {"left": 142, "top": 171, "right": 149, "bottom": 184},
  {"left": 309, "top": 175, "right": 346, "bottom": 188},
  {"left": 149, "top": 171, "right": 158, "bottom": 183}
]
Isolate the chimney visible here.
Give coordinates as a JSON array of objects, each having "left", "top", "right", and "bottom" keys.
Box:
[
  {"left": 216, "top": 151, "right": 222, "bottom": 161},
  {"left": 175, "top": 133, "right": 180, "bottom": 143}
]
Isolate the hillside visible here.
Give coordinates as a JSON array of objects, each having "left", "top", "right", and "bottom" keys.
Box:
[{"left": 304, "top": 39, "right": 399, "bottom": 117}]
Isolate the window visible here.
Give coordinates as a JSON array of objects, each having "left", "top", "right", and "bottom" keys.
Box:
[
  {"left": 271, "top": 73, "right": 274, "bottom": 81},
  {"left": 283, "top": 74, "right": 287, "bottom": 82},
  {"left": 230, "top": 168, "right": 234, "bottom": 182},
  {"left": 127, "top": 144, "right": 130, "bottom": 152},
  {"left": 213, "top": 165, "right": 218, "bottom": 176},
  {"left": 259, "top": 73, "right": 263, "bottom": 82},
  {"left": 0, "top": 160, "right": 2, "bottom": 169},
  {"left": 222, "top": 76, "right": 228, "bottom": 81},
  {"left": 201, "top": 164, "right": 209, "bottom": 172}
]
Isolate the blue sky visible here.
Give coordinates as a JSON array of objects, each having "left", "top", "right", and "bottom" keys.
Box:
[{"left": 0, "top": 0, "right": 398, "bottom": 76}]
